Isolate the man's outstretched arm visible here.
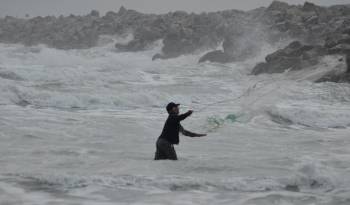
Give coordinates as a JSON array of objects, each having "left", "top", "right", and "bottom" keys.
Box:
[
  {"left": 176, "top": 110, "right": 193, "bottom": 121},
  {"left": 180, "top": 125, "right": 206, "bottom": 137}
]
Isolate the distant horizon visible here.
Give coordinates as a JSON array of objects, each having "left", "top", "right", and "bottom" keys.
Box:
[{"left": 1, "top": 0, "right": 350, "bottom": 18}]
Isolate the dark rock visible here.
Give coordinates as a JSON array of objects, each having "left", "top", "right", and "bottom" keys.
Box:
[
  {"left": 285, "top": 185, "right": 300, "bottom": 192},
  {"left": 118, "top": 6, "right": 127, "bottom": 15},
  {"left": 252, "top": 41, "right": 328, "bottom": 75},
  {"left": 252, "top": 57, "right": 303, "bottom": 75},
  {"left": 328, "top": 44, "right": 350, "bottom": 55},
  {"left": 198, "top": 50, "right": 232, "bottom": 63},
  {"left": 251, "top": 62, "right": 269, "bottom": 75},
  {"left": 319, "top": 54, "right": 350, "bottom": 82},
  {"left": 0, "top": 71, "right": 24, "bottom": 81},
  {"left": 302, "top": 2, "right": 318, "bottom": 12},
  {"left": 316, "top": 73, "right": 350, "bottom": 83},
  {"left": 316, "top": 55, "right": 350, "bottom": 83},
  {"left": 325, "top": 34, "right": 350, "bottom": 54},
  {"left": 265, "top": 41, "right": 303, "bottom": 62},
  {"left": 267, "top": 1, "right": 290, "bottom": 11},
  {"left": 152, "top": 53, "right": 164, "bottom": 61},
  {"left": 90, "top": 10, "right": 100, "bottom": 18},
  {"left": 16, "top": 99, "right": 31, "bottom": 107},
  {"left": 325, "top": 34, "right": 350, "bottom": 48}
]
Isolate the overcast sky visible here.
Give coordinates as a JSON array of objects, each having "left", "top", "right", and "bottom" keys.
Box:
[{"left": 1, "top": 0, "right": 350, "bottom": 17}]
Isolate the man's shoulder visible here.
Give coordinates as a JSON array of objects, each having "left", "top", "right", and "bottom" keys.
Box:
[
  {"left": 168, "top": 114, "right": 178, "bottom": 118},
  {"left": 167, "top": 114, "right": 179, "bottom": 122}
]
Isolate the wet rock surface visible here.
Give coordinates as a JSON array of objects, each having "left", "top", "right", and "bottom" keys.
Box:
[
  {"left": 249, "top": 1, "right": 350, "bottom": 82},
  {"left": 252, "top": 41, "right": 328, "bottom": 75}
]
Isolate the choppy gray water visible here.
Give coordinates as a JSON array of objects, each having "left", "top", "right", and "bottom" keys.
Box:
[{"left": 0, "top": 40, "right": 350, "bottom": 205}]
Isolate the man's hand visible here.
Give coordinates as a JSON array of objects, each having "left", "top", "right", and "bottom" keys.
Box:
[{"left": 187, "top": 110, "right": 193, "bottom": 115}]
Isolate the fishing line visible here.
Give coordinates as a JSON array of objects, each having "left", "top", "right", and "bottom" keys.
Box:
[{"left": 195, "top": 79, "right": 265, "bottom": 113}]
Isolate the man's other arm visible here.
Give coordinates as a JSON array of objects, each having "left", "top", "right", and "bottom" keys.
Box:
[{"left": 180, "top": 125, "right": 206, "bottom": 137}]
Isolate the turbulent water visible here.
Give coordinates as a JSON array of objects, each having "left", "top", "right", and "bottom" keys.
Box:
[{"left": 0, "top": 38, "right": 350, "bottom": 205}]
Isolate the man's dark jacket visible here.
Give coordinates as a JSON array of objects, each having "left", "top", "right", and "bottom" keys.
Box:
[{"left": 158, "top": 111, "right": 197, "bottom": 144}]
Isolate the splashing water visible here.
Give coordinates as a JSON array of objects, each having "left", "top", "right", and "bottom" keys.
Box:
[{"left": 0, "top": 40, "right": 350, "bottom": 205}]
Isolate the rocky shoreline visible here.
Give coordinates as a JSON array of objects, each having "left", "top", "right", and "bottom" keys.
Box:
[
  {"left": 1, "top": 1, "right": 349, "bottom": 82},
  {"left": 248, "top": 1, "right": 350, "bottom": 83}
]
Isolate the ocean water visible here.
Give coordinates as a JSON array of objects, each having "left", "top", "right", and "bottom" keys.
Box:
[{"left": 0, "top": 39, "right": 350, "bottom": 205}]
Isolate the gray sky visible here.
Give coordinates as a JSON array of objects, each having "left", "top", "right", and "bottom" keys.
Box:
[{"left": 1, "top": 0, "right": 350, "bottom": 17}]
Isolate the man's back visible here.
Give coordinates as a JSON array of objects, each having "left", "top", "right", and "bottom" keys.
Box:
[{"left": 159, "top": 114, "right": 182, "bottom": 144}]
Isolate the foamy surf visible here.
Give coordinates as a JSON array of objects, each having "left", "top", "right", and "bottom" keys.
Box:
[{"left": 0, "top": 41, "right": 349, "bottom": 204}]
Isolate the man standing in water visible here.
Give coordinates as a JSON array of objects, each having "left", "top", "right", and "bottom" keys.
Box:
[{"left": 154, "top": 102, "right": 207, "bottom": 160}]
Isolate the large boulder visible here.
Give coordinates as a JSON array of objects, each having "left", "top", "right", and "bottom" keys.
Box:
[
  {"left": 316, "top": 54, "right": 350, "bottom": 83},
  {"left": 302, "top": 2, "right": 321, "bottom": 12},
  {"left": 325, "top": 33, "right": 350, "bottom": 54},
  {"left": 316, "top": 72, "right": 350, "bottom": 83},
  {"left": 267, "top": 1, "right": 290, "bottom": 11},
  {"left": 252, "top": 41, "right": 328, "bottom": 75},
  {"left": 252, "top": 58, "right": 302, "bottom": 75}
]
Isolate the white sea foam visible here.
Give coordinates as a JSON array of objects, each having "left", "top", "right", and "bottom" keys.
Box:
[{"left": 0, "top": 41, "right": 349, "bottom": 204}]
